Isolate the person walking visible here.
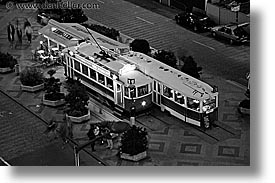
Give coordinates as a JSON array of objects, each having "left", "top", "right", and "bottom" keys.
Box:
[
  {"left": 87, "top": 124, "right": 96, "bottom": 152},
  {"left": 105, "top": 128, "right": 113, "bottom": 150},
  {"left": 15, "top": 26, "right": 23, "bottom": 49},
  {"left": 7, "top": 22, "right": 15, "bottom": 48},
  {"left": 25, "top": 25, "right": 33, "bottom": 44}
]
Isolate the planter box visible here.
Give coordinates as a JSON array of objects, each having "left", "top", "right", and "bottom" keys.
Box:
[
  {"left": 120, "top": 151, "right": 147, "bottom": 162},
  {"left": 0, "top": 67, "right": 13, "bottom": 73},
  {"left": 42, "top": 93, "right": 65, "bottom": 107},
  {"left": 21, "top": 83, "right": 44, "bottom": 92},
  {"left": 66, "top": 110, "right": 90, "bottom": 123}
]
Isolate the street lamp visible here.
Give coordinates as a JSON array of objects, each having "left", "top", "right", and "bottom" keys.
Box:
[{"left": 129, "top": 84, "right": 136, "bottom": 126}]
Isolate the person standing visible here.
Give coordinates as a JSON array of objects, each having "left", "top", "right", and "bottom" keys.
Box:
[
  {"left": 87, "top": 124, "right": 96, "bottom": 152},
  {"left": 105, "top": 128, "right": 113, "bottom": 150},
  {"left": 7, "top": 22, "right": 15, "bottom": 48}
]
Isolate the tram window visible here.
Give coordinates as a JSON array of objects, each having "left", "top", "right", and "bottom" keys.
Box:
[
  {"left": 138, "top": 84, "right": 149, "bottom": 97},
  {"left": 202, "top": 97, "right": 216, "bottom": 112},
  {"left": 82, "top": 64, "right": 88, "bottom": 76},
  {"left": 157, "top": 83, "right": 161, "bottom": 93},
  {"left": 125, "top": 87, "right": 129, "bottom": 97},
  {"left": 98, "top": 73, "right": 105, "bottom": 85},
  {"left": 74, "top": 60, "right": 80, "bottom": 71},
  {"left": 163, "top": 85, "right": 173, "bottom": 99},
  {"left": 174, "top": 91, "right": 185, "bottom": 105},
  {"left": 187, "top": 97, "right": 200, "bottom": 111},
  {"left": 89, "top": 68, "right": 96, "bottom": 80},
  {"left": 153, "top": 81, "right": 156, "bottom": 91},
  {"left": 117, "top": 84, "right": 121, "bottom": 92},
  {"left": 69, "top": 58, "right": 73, "bottom": 67},
  {"left": 130, "top": 87, "right": 136, "bottom": 98},
  {"left": 106, "top": 77, "right": 113, "bottom": 90}
]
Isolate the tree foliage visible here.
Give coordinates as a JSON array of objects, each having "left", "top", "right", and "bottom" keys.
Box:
[
  {"left": 181, "top": 56, "right": 202, "bottom": 79},
  {"left": 82, "top": 23, "right": 120, "bottom": 41},
  {"left": 65, "top": 80, "right": 89, "bottom": 117},
  {"left": 129, "top": 39, "right": 150, "bottom": 55},
  {"left": 120, "top": 125, "right": 148, "bottom": 156},
  {"left": 152, "top": 50, "right": 177, "bottom": 68},
  {"left": 20, "top": 67, "right": 44, "bottom": 86},
  {"left": 0, "top": 52, "right": 18, "bottom": 69}
]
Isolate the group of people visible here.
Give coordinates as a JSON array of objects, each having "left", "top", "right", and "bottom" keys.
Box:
[
  {"left": 87, "top": 124, "right": 114, "bottom": 152},
  {"left": 7, "top": 18, "right": 33, "bottom": 49}
]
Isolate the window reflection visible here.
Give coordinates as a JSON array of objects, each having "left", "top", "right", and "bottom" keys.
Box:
[
  {"left": 174, "top": 91, "right": 185, "bottom": 105},
  {"left": 138, "top": 84, "right": 149, "bottom": 97},
  {"left": 98, "top": 73, "right": 105, "bottom": 85},
  {"left": 163, "top": 85, "right": 173, "bottom": 99},
  {"left": 187, "top": 97, "right": 200, "bottom": 111}
]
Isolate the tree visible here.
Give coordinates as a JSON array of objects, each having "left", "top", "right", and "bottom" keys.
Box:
[
  {"left": 120, "top": 125, "right": 148, "bottom": 156},
  {"left": 152, "top": 50, "right": 177, "bottom": 68},
  {"left": 65, "top": 80, "right": 89, "bottom": 117},
  {"left": 44, "top": 69, "right": 64, "bottom": 101},
  {"left": 181, "top": 56, "right": 202, "bottom": 79},
  {"left": 129, "top": 39, "right": 150, "bottom": 55}
]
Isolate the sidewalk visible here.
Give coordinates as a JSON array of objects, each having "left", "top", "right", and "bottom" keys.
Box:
[{"left": 0, "top": 5, "right": 249, "bottom": 166}]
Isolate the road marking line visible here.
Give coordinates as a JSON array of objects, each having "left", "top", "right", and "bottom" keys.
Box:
[
  {"left": 136, "top": 16, "right": 154, "bottom": 25},
  {"left": 97, "top": 0, "right": 104, "bottom": 4},
  {"left": 0, "top": 157, "right": 10, "bottom": 166},
  {"left": 192, "top": 40, "right": 215, "bottom": 51},
  {"left": 226, "top": 80, "right": 247, "bottom": 90}
]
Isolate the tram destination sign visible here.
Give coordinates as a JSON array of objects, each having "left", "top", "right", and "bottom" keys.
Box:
[{"left": 127, "top": 78, "right": 135, "bottom": 85}]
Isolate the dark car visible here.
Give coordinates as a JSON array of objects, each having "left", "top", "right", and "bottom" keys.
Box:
[
  {"left": 37, "top": 8, "right": 88, "bottom": 25},
  {"left": 210, "top": 22, "right": 249, "bottom": 44},
  {"left": 175, "top": 11, "right": 215, "bottom": 32}
]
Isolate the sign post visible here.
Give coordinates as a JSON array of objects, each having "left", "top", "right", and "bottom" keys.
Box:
[{"left": 231, "top": 5, "right": 240, "bottom": 23}]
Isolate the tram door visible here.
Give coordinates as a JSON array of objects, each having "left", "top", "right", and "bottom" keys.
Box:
[{"left": 116, "top": 83, "right": 123, "bottom": 107}]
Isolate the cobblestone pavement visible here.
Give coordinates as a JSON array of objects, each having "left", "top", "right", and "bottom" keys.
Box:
[{"left": 0, "top": 4, "right": 249, "bottom": 166}]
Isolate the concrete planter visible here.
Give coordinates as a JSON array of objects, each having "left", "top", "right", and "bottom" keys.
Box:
[
  {"left": 0, "top": 67, "right": 13, "bottom": 73},
  {"left": 66, "top": 110, "right": 90, "bottom": 123},
  {"left": 21, "top": 83, "right": 44, "bottom": 92},
  {"left": 120, "top": 151, "right": 147, "bottom": 162},
  {"left": 42, "top": 93, "right": 65, "bottom": 107}
]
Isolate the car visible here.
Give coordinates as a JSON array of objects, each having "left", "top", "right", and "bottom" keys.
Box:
[
  {"left": 210, "top": 22, "right": 249, "bottom": 44},
  {"left": 175, "top": 11, "right": 215, "bottom": 32}
]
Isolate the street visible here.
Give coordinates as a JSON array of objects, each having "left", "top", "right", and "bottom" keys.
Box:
[{"left": 76, "top": 0, "right": 249, "bottom": 86}]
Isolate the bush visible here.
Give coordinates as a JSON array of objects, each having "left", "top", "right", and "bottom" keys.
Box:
[
  {"left": 0, "top": 52, "right": 18, "bottom": 69},
  {"left": 65, "top": 79, "right": 89, "bottom": 117},
  {"left": 152, "top": 50, "right": 177, "bottom": 68},
  {"left": 120, "top": 125, "right": 148, "bottom": 156},
  {"left": 44, "top": 69, "right": 64, "bottom": 101},
  {"left": 82, "top": 23, "right": 120, "bottom": 40},
  {"left": 20, "top": 67, "right": 44, "bottom": 86}
]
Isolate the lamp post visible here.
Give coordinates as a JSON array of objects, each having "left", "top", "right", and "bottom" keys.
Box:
[{"left": 129, "top": 84, "right": 136, "bottom": 126}]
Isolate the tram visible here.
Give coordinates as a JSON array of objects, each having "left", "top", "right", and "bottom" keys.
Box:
[{"left": 38, "top": 19, "right": 218, "bottom": 129}]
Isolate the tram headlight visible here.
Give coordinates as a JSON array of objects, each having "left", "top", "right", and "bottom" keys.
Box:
[{"left": 141, "top": 101, "right": 146, "bottom": 107}]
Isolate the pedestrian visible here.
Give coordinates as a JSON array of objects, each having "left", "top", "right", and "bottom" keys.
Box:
[
  {"left": 15, "top": 26, "right": 23, "bottom": 49},
  {"left": 25, "top": 25, "right": 33, "bottom": 44},
  {"left": 7, "top": 22, "right": 15, "bottom": 48},
  {"left": 105, "top": 128, "right": 113, "bottom": 150},
  {"left": 23, "top": 18, "right": 31, "bottom": 30},
  {"left": 87, "top": 124, "right": 96, "bottom": 152},
  {"left": 55, "top": 121, "right": 69, "bottom": 149}
]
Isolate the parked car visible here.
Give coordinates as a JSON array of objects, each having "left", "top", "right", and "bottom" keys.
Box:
[
  {"left": 175, "top": 11, "right": 215, "bottom": 32},
  {"left": 210, "top": 22, "right": 249, "bottom": 44},
  {"left": 37, "top": 8, "right": 88, "bottom": 25}
]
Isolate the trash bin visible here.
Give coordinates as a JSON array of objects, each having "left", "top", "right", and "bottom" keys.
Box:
[{"left": 14, "top": 64, "right": 20, "bottom": 75}]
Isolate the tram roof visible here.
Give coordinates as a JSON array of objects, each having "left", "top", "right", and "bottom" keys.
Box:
[
  {"left": 122, "top": 52, "right": 217, "bottom": 100},
  {"left": 38, "top": 19, "right": 128, "bottom": 50},
  {"left": 66, "top": 42, "right": 151, "bottom": 86}
]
